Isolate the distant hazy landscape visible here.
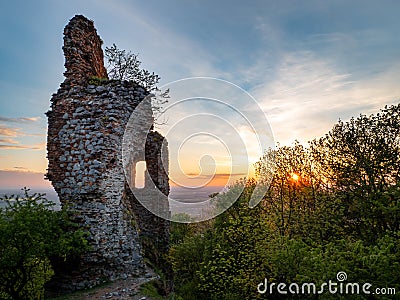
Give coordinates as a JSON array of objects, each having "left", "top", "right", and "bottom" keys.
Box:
[{"left": 0, "top": 185, "right": 224, "bottom": 215}]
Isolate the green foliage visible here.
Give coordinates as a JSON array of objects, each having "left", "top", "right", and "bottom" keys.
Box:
[
  {"left": 88, "top": 76, "right": 108, "bottom": 86},
  {"left": 169, "top": 234, "right": 208, "bottom": 300},
  {"left": 170, "top": 213, "right": 212, "bottom": 245},
  {"left": 197, "top": 184, "right": 272, "bottom": 300},
  {"left": 295, "top": 234, "right": 400, "bottom": 288},
  {"left": 0, "top": 189, "right": 89, "bottom": 300},
  {"left": 140, "top": 281, "right": 165, "bottom": 300},
  {"left": 310, "top": 104, "right": 400, "bottom": 242}
]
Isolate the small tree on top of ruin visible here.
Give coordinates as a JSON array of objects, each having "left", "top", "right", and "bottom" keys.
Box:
[{"left": 104, "top": 44, "right": 169, "bottom": 124}]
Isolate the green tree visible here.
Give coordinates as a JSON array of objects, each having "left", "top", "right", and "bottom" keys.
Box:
[
  {"left": 104, "top": 43, "right": 169, "bottom": 122},
  {"left": 256, "top": 142, "right": 344, "bottom": 242},
  {"left": 198, "top": 181, "right": 271, "bottom": 300},
  {"left": 310, "top": 104, "right": 400, "bottom": 241},
  {"left": 0, "top": 189, "right": 89, "bottom": 299}
]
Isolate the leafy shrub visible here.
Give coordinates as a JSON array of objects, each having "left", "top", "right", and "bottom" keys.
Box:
[
  {"left": 169, "top": 234, "right": 208, "bottom": 300},
  {"left": 0, "top": 189, "right": 89, "bottom": 299}
]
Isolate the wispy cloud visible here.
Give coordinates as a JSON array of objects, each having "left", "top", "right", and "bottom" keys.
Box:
[
  {"left": 0, "top": 122, "right": 45, "bottom": 150},
  {"left": 0, "top": 116, "right": 40, "bottom": 123},
  {"left": 0, "top": 144, "right": 41, "bottom": 150},
  {"left": 250, "top": 51, "right": 400, "bottom": 145},
  {"left": 0, "top": 168, "right": 42, "bottom": 173},
  {"left": 0, "top": 138, "right": 18, "bottom": 144},
  {"left": 0, "top": 124, "right": 22, "bottom": 137},
  {"left": 0, "top": 128, "right": 45, "bottom": 150},
  {"left": 94, "top": 0, "right": 223, "bottom": 81}
]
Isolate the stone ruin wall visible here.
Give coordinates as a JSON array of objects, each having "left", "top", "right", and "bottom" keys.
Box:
[{"left": 46, "top": 15, "right": 170, "bottom": 291}]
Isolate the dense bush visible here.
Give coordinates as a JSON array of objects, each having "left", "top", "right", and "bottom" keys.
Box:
[{"left": 0, "top": 189, "right": 89, "bottom": 299}]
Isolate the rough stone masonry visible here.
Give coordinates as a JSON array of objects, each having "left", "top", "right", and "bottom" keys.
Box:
[{"left": 46, "top": 15, "right": 170, "bottom": 291}]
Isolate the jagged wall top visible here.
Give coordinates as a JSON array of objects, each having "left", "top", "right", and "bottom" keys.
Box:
[{"left": 63, "top": 15, "right": 108, "bottom": 85}]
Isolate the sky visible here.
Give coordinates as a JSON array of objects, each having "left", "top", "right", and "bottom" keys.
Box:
[{"left": 1, "top": 0, "right": 400, "bottom": 190}]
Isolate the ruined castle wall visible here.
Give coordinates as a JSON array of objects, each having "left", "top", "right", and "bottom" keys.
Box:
[
  {"left": 126, "top": 131, "right": 170, "bottom": 262},
  {"left": 62, "top": 15, "right": 108, "bottom": 86},
  {"left": 46, "top": 15, "right": 170, "bottom": 291},
  {"left": 47, "top": 80, "right": 150, "bottom": 289}
]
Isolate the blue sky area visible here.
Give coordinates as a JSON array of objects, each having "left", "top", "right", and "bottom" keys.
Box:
[{"left": 1, "top": 0, "right": 400, "bottom": 188}]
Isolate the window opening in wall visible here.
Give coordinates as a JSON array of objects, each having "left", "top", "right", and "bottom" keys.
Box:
[{"left": 135, "top": 161, "right": 147, "bottom": 188}]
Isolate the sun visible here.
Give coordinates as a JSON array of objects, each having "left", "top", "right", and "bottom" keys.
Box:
[{"left": 291, "top": 173, "right": 299, "bottom": 181}]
